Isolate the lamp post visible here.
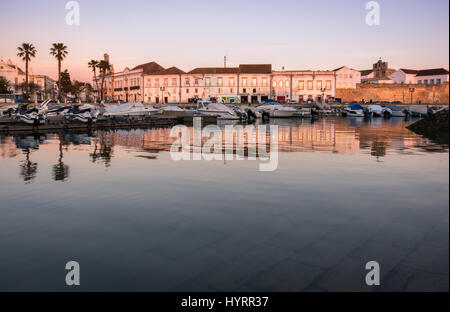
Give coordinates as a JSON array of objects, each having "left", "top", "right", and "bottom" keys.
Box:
[
  {"left": 409, "top": 87, "right": 415, "bottom": 105},
  {"left": 160, "top": 86, "right": 165, "bottom": 106},
  {"left": 320, "top": 87, "right": 326, "bottom": 105}
]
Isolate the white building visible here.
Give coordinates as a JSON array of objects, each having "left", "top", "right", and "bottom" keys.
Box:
[
  {"left": 334, "top": 66, "right": 361, "bottom": 89},
  {"left": 389, "top": 69, "right": 418, "bottom": 84},
  {"left": 272, "top": 70, "right": 336, "bottom": 103},
  {"left": 415, "top": 68, "right": 449, "bottom": 85},
  {"left": 0, "top": 57, "right": 29, "bottom": 93},
  {"left": 31, "top": 75, "right": 57, "bottom": 100}
]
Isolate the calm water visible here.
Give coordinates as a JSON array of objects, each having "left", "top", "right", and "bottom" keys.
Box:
[{"left": 0, "top": 117, "right": 448, "bottom": 292}]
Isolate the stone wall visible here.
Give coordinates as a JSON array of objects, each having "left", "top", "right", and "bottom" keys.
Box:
[{"left": 337, "top": 83, "right": 449, "bottom": 104}]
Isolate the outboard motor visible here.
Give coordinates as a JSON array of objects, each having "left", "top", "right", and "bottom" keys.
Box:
[
  {"left": 261, "top": 111, "right": 270, "bottom": 122},
  {"left": 383, "top": 109, "right": 391, "bottom": 119},
  {"left": 246, "top": 108, "right": 257, "bottom": 121}
]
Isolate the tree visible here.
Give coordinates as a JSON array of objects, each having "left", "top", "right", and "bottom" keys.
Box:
[
  {"left": 18, "top": 82, "right": 41, "bottom": 95},
  {"left": 97, "top": 60, "right": 111, "bottom": 101},
  {"left": 88, "top": 60, "right": 100, "bottom": 101},
  {"left": 17, "top": 43, "right": 37, "bottom": 98},
  {"left": 49, "top": 43, "right": 68, "bottom": 98},
  {"left": 0, "top": 76, "right": 11, "bottom": 94},
  {"left": 60, "top": 70, "right": 72, "bottom": 95}
]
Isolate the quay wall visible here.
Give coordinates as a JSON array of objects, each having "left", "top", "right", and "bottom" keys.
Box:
[{"left": 336, "top": 83, "right": 449, "bottom": 104}]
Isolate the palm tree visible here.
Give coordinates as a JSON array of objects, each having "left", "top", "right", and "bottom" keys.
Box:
[
  {"left": 88, "top": 60, "right": 100, "bottom": 102},
  {"left": 17, "top": 43, "right": 37, "bottom": 99},
  {"left": 49, "top": 43, "right": 68, "bottom": 98},
  {"left": 97, "top": 60, "right": 111, "bottom": 102}
]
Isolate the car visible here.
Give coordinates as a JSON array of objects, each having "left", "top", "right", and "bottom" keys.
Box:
[{"left": 289, "top": 100, "right": 299, "bottom": 104}]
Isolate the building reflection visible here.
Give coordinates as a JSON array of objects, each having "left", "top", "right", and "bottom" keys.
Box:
[{"left": 0, "top": 118, "right": 447, "bottom": 183}]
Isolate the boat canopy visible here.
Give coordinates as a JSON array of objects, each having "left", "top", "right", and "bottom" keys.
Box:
[
  {"left": 368, "top": 105, "right": 383, "bottom": 111},
  {"left": 348, "top": 104, "right": 364, "bottom": 110},
  {"left": 388, "top": 105, "right": 402, "bottom": 111},
  {"left": 205, "top": 103, "right": 232, "bottom": 111}
]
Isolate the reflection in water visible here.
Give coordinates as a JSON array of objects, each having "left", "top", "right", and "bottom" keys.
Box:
[
  {"left": 52, "top": 134, "right": 69, "bottom": 182},
  {"left": 0, "top": 118, "right": 448, "bottom": 183}
]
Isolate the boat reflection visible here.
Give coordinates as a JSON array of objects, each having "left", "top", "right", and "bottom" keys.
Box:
[{"left": 0, "top": 117, "right": 447, "bottom": 183}]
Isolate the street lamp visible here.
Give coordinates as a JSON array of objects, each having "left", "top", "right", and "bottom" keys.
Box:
[
  {"left": 160, "top": 86, "right": 165, "bottom": 106},
  {"left": 320, "top": 87, "right": 326, "bottom": 105},
  {"left": 409, "top": 87, "right": 415, "bottom": 105}
]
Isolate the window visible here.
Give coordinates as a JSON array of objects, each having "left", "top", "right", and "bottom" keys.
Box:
[
  {"left": 349, "top": 75, "right": 353, "bottom": 79},
  {"left": 437, "top": 79, "right": 441, "bottom": 84},
  {"left": 272, "top": 80, "right": 277, "bottom": 87},
  {"left": 230, "top": 88, "right": 233, "bottom": 93},
  {"left": 172, "top": 78, "right": 177, "bottom": 86},
  {"left": 418, "top": 80, "right": 422, "bottom": 84},
  {"left": 164, "top": 78, "right": 168, "bottom": 86},
  {"left": 218, "top": 77, "right": 223, "bottom": 86},
  {"left": 186, "top": 89, "right": 189, "bottom": 93},
  {"left": 262, "top": 78, "right": 267, "bottom": 86},
  {"left": 230, "top": 77, "right": 235, "bottom": 87},
  {"left": 155, "top": 78, "right": 159, "bottom": 87},
  {"left": 194, "top": 79, "right": 199, "bottom": 85},
  {"left": 326, "top": 80, "right": 332, "bottom": 90},
  {"left": 337, "top": 82, "right": 341, "bottom": 88},
  {"left": 252, "top": 78, "right": 257, "bottom": 86},
  {"left": 206, "top": 77, "right": 211, "bottom": 86},
  {"left": 307, "top": 81, "right": 313, "bottom": 90},
  {"left": 136, "top": 78, "right": 140, "bottom": 86},
  {"left": 424, "top": 80, "right": 428, "bottom": 85},
  {"left": 344, "top": 74, "right": 348, "bottom": 79},
  {"left": 285, "top": 80, "right": 290, "bottom": 87},
  {"left": 430, "top": 79, "right": 435, "bottom": 85},
  {"left": 299, "top": 81, "right": 304, "bottom": 90},
  {"left": 218, "top": 88, "right": 221, "bottom": 93},
  {"left": 317, "top": 80, "right": 322, "bottom": 90},
  {"left": 185, "top": 78, "right": 190, "bottom": 86},
  {"left": 242, "top": 78, "right": 247, "bottom": 86},
  {"left": 146, "top": 79, "right": 151, "bottom": 87},
  {"left": 279, "top": 80, "right": 283, "bottom": 87}
]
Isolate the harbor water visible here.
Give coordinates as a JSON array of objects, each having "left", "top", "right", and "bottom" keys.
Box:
[{"left": 0, "top": 117, "right": 448, "bottom": 291}]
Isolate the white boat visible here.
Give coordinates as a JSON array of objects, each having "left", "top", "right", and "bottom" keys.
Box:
[
  {"left": 256, "top": 100, "right": 297, "bottom": 118},
  {"left": 409, "top": 105, "right": 428, "bottom": 117},
  {"left": 14, "top": 108, "right": 47, "bottom": 125},
  {"left": 160, "top": 105, "right": 186, "bottom": 115},
  {"left": 64, "top": 105, "right": 99, "bottom": 123},
  {"left": 196, "top": 101, "right": 242, "bottom": 120},
  {"left": 383, "top": 105, "right": 405, "bottom": 118},
  {"left": 344, "top": 104, "right": 364, "bottom": 117},
  {"left": 104, "top": 102, "right": 158, "bottom": 117},
  {"left": 368, "top": 105, "right": 383, "bottom": 117}
]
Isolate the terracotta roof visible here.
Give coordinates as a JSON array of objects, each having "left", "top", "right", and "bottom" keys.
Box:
[
  {"left": 239, "top": 64, "right": 272, "bottom": 74},
  {"left": 415, "top": 68, "right": 449, "bottom": 77},
  {"left": 188, "top": 67, "right": 239, "bottom": 74},
  {"left": 132, "top": 61, "right": 165, "bottom": 74},
  {"left": 149, "top": 66, "right": 186, "bottom": 75},
  {"left": 400, "top": 69, "right": 418, "bottom": 75},
  {"left": 360, "top": 70, "right": 373, "bottom": 76}
]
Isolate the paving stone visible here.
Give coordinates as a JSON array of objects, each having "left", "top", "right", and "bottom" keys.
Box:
[
  {"left": 314, "top": 258, "right": 376, "bottom": 292},
  {"left": 195, "top": 244, "right": 295, "bottom": 291},
  {"left": 400, "top": 242, "right": 449, "bottom": 275},
  {"left": 245, "top": 259, "right": 324, "bottom": 292},
  {"left": 291, "top": 239, "right": 356, "bottom": 269}
]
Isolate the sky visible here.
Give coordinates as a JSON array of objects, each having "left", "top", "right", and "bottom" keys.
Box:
[{"left": 0, "top": 0, "right": 449, "bottom": 82}]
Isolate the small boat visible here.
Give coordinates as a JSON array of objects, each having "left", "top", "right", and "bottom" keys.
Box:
[
  {"left": 367, "top": 105, "right": 384, "bottom": 117},
  {"left": 104, "top": 102, "right": 158, "bottom": 117},
  {"left": 383, "top": 105, "right": 405, "bottom": 118},
  {"left": 15, "top": 108, "right": 47, "bottom": 125},
  {"left": 160, "top": 105, "right": 186, "bottom": 115},
  {"left": 256, "top": 100, "right": 297, "bottom": 118},
  {"left": 64, "top": 106, "right": 98, "bottom": 123},
  {"left": 409, "top": 105, "right": 428, "bottom": 118},
  {"left": 196, "top": 101, "right": 243, "bottom": 120},
  {"left": 343, "top": 104, "right": 364, "bottom": 117}
]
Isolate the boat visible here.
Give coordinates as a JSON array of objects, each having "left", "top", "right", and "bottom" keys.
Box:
[
  {"left": 343, "top": 104, "right": 365, "bottom": 117},
  {"left": 409, "top": 105, "right": 428, "bottom": 118},
  {"left": 160, "top": 105, "right": 186, "bottom": 115},
  {"left": 104, "top": 102, "right": 159, "bottom": 117},
  {"left": 196, "top": 100, "right": 243, "bottom": 120},
  {"left": 367, "top": 105, "right": 384, "bottom": 117},
  {"left": 64, "top": 105, "right": 98, "bottom": 123},
  {"left": 383, "top": 105, "right": 405, "bottom": 118},
  {"left": 14, "top": 106, "right": 47, "bottom": 125},
  {"left": 256, "top": 100, "right": 297, "bottom": 118}
]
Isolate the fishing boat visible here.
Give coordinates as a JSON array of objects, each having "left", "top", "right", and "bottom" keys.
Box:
[
  {"left": 196, "top": 100, "right": 243, "bottom": 120},
  {"left": 383, "top": 105, "right": 405, "bottom": 118},
  {"left": 256, "top": 100, "right": 297, "bottom": 118},
  {"left": 104, "top": 102, "right": 159, "bottom": 117},
  {"left": 343, "top": 104, "right": 364, "bottom": 117}
]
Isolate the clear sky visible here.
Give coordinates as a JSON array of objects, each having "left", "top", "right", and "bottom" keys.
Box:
[{"left": 1, "top": 0, "right": 448, "bottom": 82}]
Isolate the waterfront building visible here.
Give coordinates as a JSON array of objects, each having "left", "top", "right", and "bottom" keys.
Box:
[
  {"left": 415, "top": 68, "right": 449, "bottom": 85},
  {"left": 334, "top": 66, "right": 361, "bottom": 89},
  {"left": 271, "top": 70, "right": 336, "bottom": 103},
  {"left": 0, "top": 57, "right": 29, "bottom": 93},
  {"left": 389, "top": 69, "right": 419, "bottom": 84},
  {"left": 31, "top": 75, "right": 57, "bottom": 100}
]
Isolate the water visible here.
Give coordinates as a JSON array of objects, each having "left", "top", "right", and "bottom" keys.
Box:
[{"left": 0, "top": 117, "right": 448, "bottom": 292}]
